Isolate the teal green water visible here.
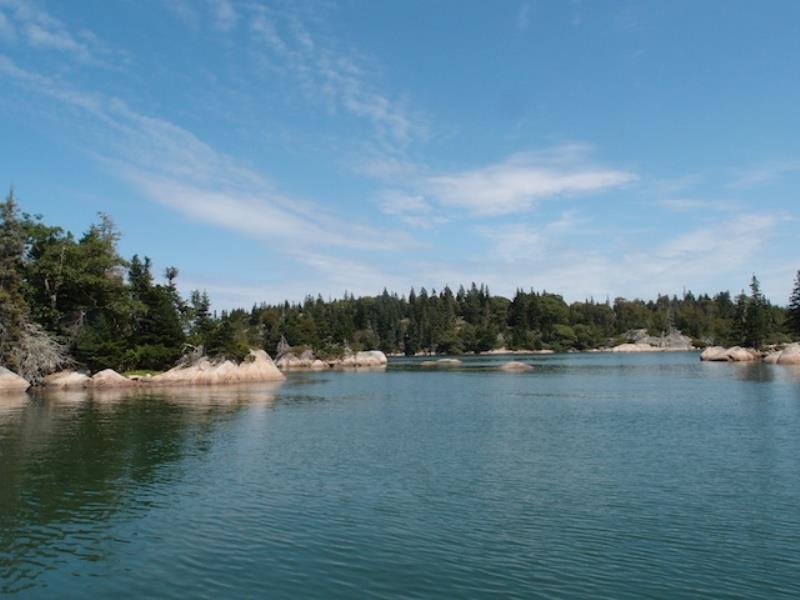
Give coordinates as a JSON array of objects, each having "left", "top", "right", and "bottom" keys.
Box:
[{"left": 2, "top": 353, "right": 800, "bottom": 598}]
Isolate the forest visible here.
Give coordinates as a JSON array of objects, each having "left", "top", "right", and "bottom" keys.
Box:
[{"left": 2, "top": 190, "right": 799, "bottom": 382}]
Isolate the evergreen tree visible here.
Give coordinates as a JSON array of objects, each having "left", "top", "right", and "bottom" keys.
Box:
[
  {"left": 0, "top": 189, "right": 28, "bottom": 370},
  {"left": 743, "top": 275, "right": 771, "bottom": 349},
  {"left": 786, "top": 270, "right": 800, "bottom": 339}
]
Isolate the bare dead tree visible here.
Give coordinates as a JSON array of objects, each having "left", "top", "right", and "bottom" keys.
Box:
[{"left": 10, "top": 323, "right": 70, "bottom": 384}]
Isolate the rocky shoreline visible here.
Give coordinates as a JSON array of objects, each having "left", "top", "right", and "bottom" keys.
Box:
[
  {"left": 0, "top": 348, "right": 393, "bottom": 394},
  {"left": 275, "top": 348, "right": 387, "bottom": 370},
  {"left": 700, "top": 343, "right": 800, "bottom": 364},
  {"left": 3, "top": 341, "right": 799, "bottom": 394}
]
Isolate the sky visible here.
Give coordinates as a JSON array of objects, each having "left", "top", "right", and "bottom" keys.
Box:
[{"left": 1, "top": 0, "right": 799, "bottom": 309}]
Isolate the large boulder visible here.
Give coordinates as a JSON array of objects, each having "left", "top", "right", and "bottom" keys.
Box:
[
  {"left": 234, "top": 350, "right": 286, "bottom": 382},
  {"left": 43, "top": 370, "right": 90, "bottom": 389},
  {"left": 334, "top": 350, "right": 387, "bottom": 368},
  {"left": 276, "top": 352, "right": 303, "bottom": 369},
  {"left": 151, "top": 350, "right": 285, "bottom": 386},
  {"left": 0, "top": 366, "right": 30, "bottom": 393},
  {"left": 277, "top": 348, "right": 318, "bottom": 369},
  {"left": 700, "top": 346, "right": 760, "bottom": 362},
  {"left": 765, "top": 343, "right": 800, "bottom": 365},
  {"left": 353, "top": 351, "right": 387, "bottom": 367},
  {"left": 90, "top": 369, "right": 135, "bottom": 388}
]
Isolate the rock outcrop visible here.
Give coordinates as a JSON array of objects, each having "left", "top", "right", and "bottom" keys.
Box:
[
  {"left": 150, "top": 350, "right": 285, "bottom": 385},
  {"left": 611, "top": 329, "right": 694, "bottom": 352},
  {"left": 481, "top": 348, "right": 554, "bottom": 355},
  {"left": 700, "top": 346, "right": 761, "bottom": 362},
  {"left": 611, "top": 343, "right": 662, "bottom": 353},
  {"left": 90, "top": 369, "right": 135, "bottom": 388},
  {"left": 349, "top": 350, "right": 388, "bottom": 367},
  {"left": 276, "top": 348, "right": 387, "bottom": 369},
  {"left": 0, "top": 366, "right": 30, "bottom": 393},
  {"left": 276, "top": 352, "right": 306, "bottom": 369},
  {"left": 500, "top": 361, "right": 534, "bottom": 372},
  {"left": 43, "top": 370, "right": 91, "bottom": 389},
  {"left": 764, "top": 343, "right": 800, "bottom": 365}
]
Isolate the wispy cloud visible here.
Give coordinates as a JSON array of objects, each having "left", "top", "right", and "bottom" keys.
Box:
[
  {"left": 658, "top": 197, "right": 741, "bottom": 212},
  {"left": 423, "top": 144, "right": 635, "bottom": 216},
  {"left": 438, "top": 211, "right": 787, "bottom": 302},
  {"left": 0, "top": 0, "right": 110, "bottom": 63},
  {"left": 731, "top": 160, "right": 800, "bottom": 188},
  {"left": 378, "top": 190, "right": 447, "bottom": 229},
  {"left": 0, "top": 10, "right": 14, "bottom": 41},
  {"left": 0, "top": 56, "right": 416, "bottom": 257},
  {"left": 246, "top": 4, "right": 425, "bottom": 146},
  {"left": 208, "top": 0, "right": 237, "bottom": 31}
]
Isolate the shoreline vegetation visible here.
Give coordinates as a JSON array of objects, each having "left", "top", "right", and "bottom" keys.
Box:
[{"left": 2, "top": 190, "right": 800, "bottom": 393}]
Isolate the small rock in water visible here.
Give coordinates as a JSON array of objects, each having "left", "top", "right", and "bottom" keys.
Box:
[{"left": 500, "top": 361, "right": 533, "bottom": 372}]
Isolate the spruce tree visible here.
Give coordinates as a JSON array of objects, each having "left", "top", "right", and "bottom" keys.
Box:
[
  {"left": 787, "top": 270, "right": 800, "bottom": 339},
  {"left": 0, "top": 189, "right": 29, "bottom": 370},
  {"left": 744, "top": 275, "right": 771, "bottom": 349}
]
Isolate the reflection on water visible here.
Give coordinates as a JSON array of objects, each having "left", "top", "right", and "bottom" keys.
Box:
[
  {"left": 0, "top": 383, "right": 282, "bottom": 594},
  {"left": 1, "top": 354, "right": 800, "bottom": 598}
]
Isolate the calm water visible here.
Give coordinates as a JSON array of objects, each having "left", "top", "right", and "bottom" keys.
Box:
[{"left": 2, "top": 352, "right": 800, "bottom": 599}]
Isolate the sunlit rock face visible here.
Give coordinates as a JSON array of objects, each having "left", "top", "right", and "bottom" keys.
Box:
[
  {"left": 90, "top": 369, "right": 136, "bottom": 388},
  {"left": 0, "top": 366, "right": 30, "bottom": 393},
  {"left": 700, "top": 346, "right": 761, "bottom": 362},
  {"left": 150, "top": 350, "right": 285, "bottom": 385},
  {"left": 764, "top": 343, "right": 800, "bottom": 365},
  {"left": 43, "top": 370, "right": 90, "bottom": 389}
]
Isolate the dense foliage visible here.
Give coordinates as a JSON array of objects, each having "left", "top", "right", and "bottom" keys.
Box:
[{"left": 0, "top": 190, "right": 796, "bottom": 377}]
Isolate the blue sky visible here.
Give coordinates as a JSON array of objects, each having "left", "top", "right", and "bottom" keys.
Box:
[{"left": 1, "top": 0, "right": 798, "bottom": 308}]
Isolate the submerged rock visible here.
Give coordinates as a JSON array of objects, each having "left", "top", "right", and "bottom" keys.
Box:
[
  {"left": 700, "top": 346, "right": 761, "bottom": 362},
  {"left": 43, "top": 370, "right": 90, "bottom": 389},
  {"left": 421, "top": 358, "right": 463, "bottom": 368},
  {"left": 0, "top": 366, "right": 30, "bottom": 393},
  {"left": 500, "top": 361, "right": 534, "bottom": 372},
  {"left": 151, "top": 350, "right": 285, "bottom": 385}
]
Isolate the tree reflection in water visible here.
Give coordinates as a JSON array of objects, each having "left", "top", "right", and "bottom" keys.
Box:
[{"left": 0, "top": 383, "right": 282, "bottom": 594}]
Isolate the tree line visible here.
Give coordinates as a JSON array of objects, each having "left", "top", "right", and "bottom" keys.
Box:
[{"left": 1, "top": 190, "right": 799, "bottom": 381}]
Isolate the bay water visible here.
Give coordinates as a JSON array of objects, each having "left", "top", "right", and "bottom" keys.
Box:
[{"left": 2, "top": 352, "right": 799, "bottom": 598}]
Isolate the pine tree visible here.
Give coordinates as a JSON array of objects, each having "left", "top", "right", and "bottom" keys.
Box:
[
  {"left": 787, "top": 270, "right": 800, "bottom": 339},
  {"left": 744, "top": 275, "right": 771, "bottom": 349},
  {"left": 0, "top": 189, "right": 29, "bottom": 370}
]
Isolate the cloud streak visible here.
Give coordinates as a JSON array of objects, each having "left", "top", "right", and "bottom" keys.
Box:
[
  {"left": 0, "top": 56, "right": 415, "bottom": 257},
  {"left": 246, "top": 4, "right": 424, "bottom": 146},
  {"left": 0, "top": 0, "right": 110, "bottom": 63},
  {"left": 424, "top": 147, "right": 635, "bottom": 216}
]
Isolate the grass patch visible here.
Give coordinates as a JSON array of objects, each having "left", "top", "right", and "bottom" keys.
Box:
[{"left": 123, "top": 369, "right": 164, "bottom": 377}]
